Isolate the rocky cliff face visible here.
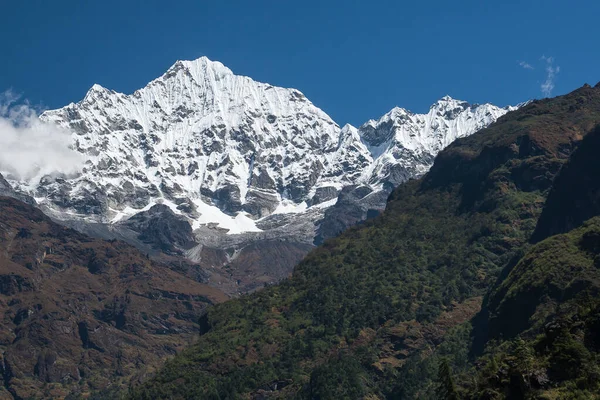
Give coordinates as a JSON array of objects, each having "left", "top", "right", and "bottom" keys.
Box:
[
  {"left": 0, "top": 173, "right": 35, "bottom": 206},
  {"left": 358, "top": 97, "right": 516, "bottom": 188}
]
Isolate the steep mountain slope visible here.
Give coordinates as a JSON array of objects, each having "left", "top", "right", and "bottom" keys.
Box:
[
  {"left": 486, "top": 124, "right": 600, "bottom": 339},
  {"left": 462, "top": 219, "right": 600, "bottom": 399},
  {"left": 532, "top": 124, "right": 600, "bottom": 242},
  {"left": 460, "top": 121, "right": 600, "bottom": 398},
  {"left": 0, "top": 196, "right": 227, "bottom": 399},
  {"left": 127, "top": 85, "right": 600, "bottom": 399}
]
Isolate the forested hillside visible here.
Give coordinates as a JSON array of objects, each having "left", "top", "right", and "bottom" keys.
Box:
[{"left": 460, "top": 123, "right": 600, "bottom": 399}]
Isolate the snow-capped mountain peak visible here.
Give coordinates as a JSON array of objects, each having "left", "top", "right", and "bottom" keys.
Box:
[
  {"left": 89, "top": 83, "right": 109, "bottom": 92},
  {"left": 181, "top": 56, "right": 234, "bottom": 76},
  {"left": 8, "top": 56, "right": 518, "bottom": 235},
  {"left": 356, "top": 95, "right": 514, "bottom": 187}
]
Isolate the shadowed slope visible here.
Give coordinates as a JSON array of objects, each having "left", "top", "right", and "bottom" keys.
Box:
[{"left": 532, "top": 124, "right": 600, "bottom": 242}]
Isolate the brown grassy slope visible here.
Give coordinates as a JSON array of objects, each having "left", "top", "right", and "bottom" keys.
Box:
[{"left": 0, "top": 196, "right": 227, "bottom": 399}]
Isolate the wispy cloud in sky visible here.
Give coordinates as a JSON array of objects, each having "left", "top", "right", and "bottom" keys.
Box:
[
  {"left": 0, "top": 89, "right": 20, "bottom": 116},
  {"left": 0, "top": 91, "right": 84, "bottom": 184},
  {"left": 517, "top": 56, "right": 561, "bottom": 98},
  {"left": 518, "top": 61, "right": 534, "bottom": 70},
  {"left": 540, "top": 56, "right": 560, "bottom": 97}
]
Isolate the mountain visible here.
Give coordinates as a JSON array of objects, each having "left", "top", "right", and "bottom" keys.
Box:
[
  {"left": 38, "top": 58, "right": 344, "bottom": 224},
  {"left": 0, "top": 196, "right": 228, "bottom": 399},
  {"left": 0, "top": 57, "right": 515, "bottom": 295},
  {"left": 34, "top": 57, "right": 512, "bottom": 228},
  {"left": 125, "top": 85, "right": 600, "bottom": 399},
  {"left": 484, "top": 122, "right": 600, "bottom": 340}
]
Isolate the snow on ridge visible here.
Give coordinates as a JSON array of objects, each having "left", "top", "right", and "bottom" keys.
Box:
[{"left": 26, "top": 56, "right": 518, "bottom": 234}]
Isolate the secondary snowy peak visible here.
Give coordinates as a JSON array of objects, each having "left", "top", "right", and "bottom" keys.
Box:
[
  {"left": 361, "top": 96, "right": 511, "bottom": 153},
  {"left": 15, "top": 56, "right": 517, "bottom": 234},
  {"left": 358, "top": 96, "right": 514, "bottom": 186}
]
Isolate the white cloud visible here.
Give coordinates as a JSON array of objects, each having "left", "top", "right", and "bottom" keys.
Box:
[
  {"left": 518, "top": 61, "right": 534, "bottom": 70},
  {"left": 0, "top": 91, "right": 84, "bottom": 186},
  {"left": 540, "top": 56, "right": 560, "bottom": 97}
]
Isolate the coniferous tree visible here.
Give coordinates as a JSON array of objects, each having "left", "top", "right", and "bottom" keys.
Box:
[
  {"left": 513, "top": 336, "right": 534, "bottom": 376},
  {"left": 436, "top": 358, "right": 459, "bottom": 400}
]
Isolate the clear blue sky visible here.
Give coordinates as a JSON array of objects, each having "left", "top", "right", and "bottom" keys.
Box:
[{"left": 2, "top": 0, "right": 599, "bottom": 126}]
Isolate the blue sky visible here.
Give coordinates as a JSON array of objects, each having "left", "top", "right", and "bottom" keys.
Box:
[{"left": 2, "top": 0, "right": 599, "bottom": 126}]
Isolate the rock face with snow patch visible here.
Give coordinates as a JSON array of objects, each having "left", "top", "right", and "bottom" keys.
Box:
[
  {"left": 123, "top": 204, "right": 196, "bottom": 254},
  {"left": 0, "top": 173, "right": 35, "bottom": 205}
]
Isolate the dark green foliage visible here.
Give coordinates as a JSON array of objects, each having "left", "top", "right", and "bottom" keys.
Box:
[
  {"left": 547, "top": 328, "right": 590, "bottom": 381},
  {"left": 463, "top": 218, "right": 600, "bottom": 399},
  {"left": 486, "top": 217, "right": 600, "bottom": 340},
  {"left": 386, "top": 323, "right": 472, "bottom": 399},
  {"left": 302, "top": 354, "right": 366, "bottom": 400},
  {"left": 436, "top": 359, "right": 459, "bottom": 400},
  {"left": 511, "top": 337, "right": 534, "bottom": 376}
]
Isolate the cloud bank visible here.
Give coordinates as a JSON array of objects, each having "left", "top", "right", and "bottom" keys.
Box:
[
  {"left": 0, "top": 91, "right": 84, "bottom": 185},
  {"left": 540, "top": 56, "right": 560, "bottom": 97}
]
